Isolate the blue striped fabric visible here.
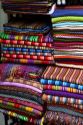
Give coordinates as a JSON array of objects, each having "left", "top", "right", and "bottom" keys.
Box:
[{"left": 40, "top": 79, "right": 83, "bottom": 90}]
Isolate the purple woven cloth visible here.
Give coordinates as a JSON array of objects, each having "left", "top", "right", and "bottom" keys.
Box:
[{"left": 44, "top": 90, "right": 83, "bottom": 99}]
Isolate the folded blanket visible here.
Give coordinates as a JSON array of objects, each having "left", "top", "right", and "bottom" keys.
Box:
[
  {"left": 44, "top": 90, "right": 83, "bottom": 99},
  {"left": 1, "top": 57, "right": 54, "bottom": 64},
  {"left": 0, "top": 33, "right": 53, "bottom": 42},
  {"left": 0, "top": 95, "right": 43, "bottom": 111},
  {"left": 43, "top": 85, "right": 83, "bottom": 94},
  {"left": 53, "top": 22, "right": 83, "bottom": 27},
  {"left": 2, "top": 0, "right": 52, "bottom": 14},
  {"left": 52, "top": 16, "right": 83, "bottom": 23},
  {"left": 42, "top": 94, "right": 83, "bottom": 105},
  {"left": 52, "top": 9, "right": 83, "bottom": 17},
  {"left": 0, "top": 90, "right": 43, "bottom": 105},
  {"left": 41, "top": 66, "right": 83, "bottom": 85},
  {"left": 55, "top": 61, "right": 83, "bottom": 69},
  {"left": 43, "top": 81, "right": 83, "bottom": 90},
  {"left": 44, "top": 111, "right": 83, "bottom": 125},
  {"left": 0, "top": 86, "right": 41, "bottom": 98},
  {"left": 0, "top": 99, "right": 42, "bottom": 116},
  {"left": 47, "top": 105, "right": 83, "bottom": 117},
  {"left": 2, "top": 53, "right": 53, "bottom": 61}
]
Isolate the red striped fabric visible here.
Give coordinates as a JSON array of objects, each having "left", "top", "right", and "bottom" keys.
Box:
[{"left": 42, "top": 66, "right": 83, "bottom": 85}]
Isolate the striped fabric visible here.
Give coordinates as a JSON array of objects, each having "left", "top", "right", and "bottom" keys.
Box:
[
  {"left": 52, "top": 16, "right": 83, "bottom": 62},
  {"left": 42, "top": 94, "right": 83, "bottom": 105},
  {"left": 41, "top": 80, "right": 83, "bottom": 90},
  {"left": 0, "top": 98, "right": 42, "bottom": 116},
  {"left": 3, "top": 22, "right": 50, "bottom": 34},
  {"left": 0, "top": 32, "right": 53, "bottom": 42},
  {"left": 1, "top": 40, "right": 52, "bottom": 47},
  {"left": 44, "top": 90, "right": 83, "bottom": 99},
  {"left": 0, "top": 95, "right": 43, "bottom": 111},
  {"left": 41, "top": 66, "right": 83, "bottom": 85},
  {"left": 43, "top": 85, "right": 83, "bottom": 94},
  {"left": 1, "top": 57, "right": 54, "bottom": 64}
]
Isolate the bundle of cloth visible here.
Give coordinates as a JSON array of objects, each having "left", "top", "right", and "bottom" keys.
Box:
[
  {"left": 1, "top": 0, "right": 53, "bottom": 14},
  {"left": 51, "top": 5, "right": 83, "bottom": 65},
  {"left": 43, "top": 111, "right": 83, "bottom": 125},
  {"left": 1, "top": 17, "right": 54, "bottom": 64},
  {"left": 0, "top": 63, "right": 46, "bottom": 124},
  {"left": 40, "top": 65, "right": 83, "bottom": 123}
]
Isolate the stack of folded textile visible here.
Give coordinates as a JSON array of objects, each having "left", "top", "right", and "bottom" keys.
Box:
[
  {"left": 2, "top": 0, "right": 53, "bottom": 14},
  {"left": 40, "top": 66, "right": 83, "bottom": 123},
  {"left": 51, "top": 5, "right": 83, "bottom": 65},
  {"left": 1, "top": 17, "right": 54, "bottom": 64},
  {"left": 0, "top": 63, "right": 46, "bottom": 124}
]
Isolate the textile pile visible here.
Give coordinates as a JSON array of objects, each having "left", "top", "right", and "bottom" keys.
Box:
[
  {"left": 0, "top": 63, "right": 46, "bottom": 124},
  {"left": 42, "top": 2, "right": 83, "bottom": 124},
  {"left": 40, "top": 66, "right": 83, "bottom": 123},
  {"left": 51, "top": 5, "right": 83, "bottom": 65},
  {"left": 2, "top": 0, "right": 53, "bottom": 14},
  {"left": 0, "top": 0, "right": 83, "bottom": 124},
  {"left": 0, "top": 16, "right": 54, "bottom": 64}
]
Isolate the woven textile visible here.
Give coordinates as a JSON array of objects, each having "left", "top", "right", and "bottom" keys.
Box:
[
  {"left": 0, "top": 63, "right": 45, "bottom": 119},
  {"left": 52, "top": 16, "right": 83, "bottom": 61},
  {"left": 3, "top": 21, "right": 50, "bottom": 34},
  {"left": 41, "top": 65, "right": 83, "bottom": 119},
  {"left": 43, "top": 84, "right": 83, "bottom": 94},
  {"left": 0, "top": 32, "right": 53, "bottom": 42},
  {"left": 52, "top": 9, "right": 83, "bottom": 17},
  {"left": 42, "top": 94, "right": 83, "bottom": 105},
  {"left": 2, "top": 0, "right": 53, "bottom": 14},
  {"left": 47, "top": 105, "right": 83, "bottom": 117},
  {"left": 44, "top": 111, "right": 83, "bottom": 125},
  {"left": 41, "top": 66, "right": 83, "bottom": 85},
  {"left": 1, "top": 19, "right": 54, "bottom": 64}
]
